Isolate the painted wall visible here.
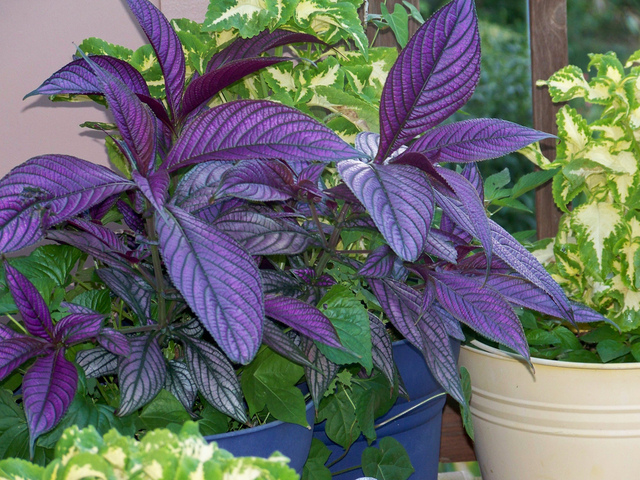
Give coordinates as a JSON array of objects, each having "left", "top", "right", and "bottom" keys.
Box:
[{"left": 0, "top": 0, "right": 207, "bottom": 178}]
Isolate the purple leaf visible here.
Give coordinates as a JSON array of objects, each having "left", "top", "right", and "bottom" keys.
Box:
[
  {"left": 98, "top": 329, "right": 132, "bottom": 357},
  {"left": 424, "top": 228, "right": 459, "bottom": 263},
  {"left": 432, "top": 185, "right": 481, "bottom": 242},
  {"left": 206, "top": 29, "right": 326, "bottom": 71},
  {"left": 172, "top": 318, "right": 204, "bottom": 338},
  {"left": 53, "top": 313, "right": 104, "bottom": 344},
  {"left": 68, "top": 218, "right": 129, "bottom": 254},
  {"left": 489, "top": 219, "right": 573, "bottom": 322},
  {"left": 182, "top": 57, "right": 290, "bottom": 117},
  {"left": 264, "top": 295, "right": 341, "bottom": 348},
  {"left": 359, "top": 245, "right": 404, "bottom": 279},
  {"left": 117, "top": 200, "right": 145, "bottom": 234},
  {"left": 76, "top": 347, "right": 118, "bottom": 378},
  {"left": 166, "top": 360, "right": 198, "bottom": 414},
  {"left": 164, "top": 100, "right": 360, "bottom": 171},
  {"left": 408, "top": 119, "right": 553, "bottom": 163},
  {"left": 338, "top": 161, "right": 434, "bottom": 261},
  {"left": 461, "top": 163, "right": 483, "bottom": 201},
  {"left": 116, "top": 334, "right": 166, "bottom": 416},
  {"left": 0, "top": 323, "right": 19, "bottom": 340},
  {"left": 47, "top": 231, "right": 133, "bottom": 272},
  {"left": 355, "top": 132, "right": 381, "bottom": 159},
  {"left": 570, "top": 302, "right": 611, "bottom": 324},
  {"left": 126, "top": 0, "right": 185, "bottom": 118},
  {"left": 436, "top": 167, "right": 491, "bottom": 266},
  {"left": 4, "top": 262, "right": 53, "bottom": 340},
  {"left": 132, "top": 169, "right": 169, "bottom": 212},
  {"left": 294, "top": 335, "right": 338, "bottom": 408},
  {"left": 431, "top": 270, "right": 528, "bottom": 358},
  {"left": 430, "top": 301, "right": 465, "bottom": 341},
  {"left": 376, "top": 0, "right": 480, "bottom": 161},
  {"left": 262, "top": 320, "right": 314, "bottom": 368},
  {"left": 172, "top": 162, "right": 233, "bottom": 211},
  {"left": 0, "top": 337, "right": 46, "bottom": 381},
  {"left": 216, "top": 160, "right": 294, "bottom": 202},
  {"left": 81, "top": 53, "right": 157, "bottom": 175},
  {"left": 367, "top": 278, "right": 424, "bottom": 349},
  {"left": 23, "top": 350, "right": 78, "bottom": 448},
  {"left": 456, "top": 251, "right": 510, "bottom": 273},
  {"left": 369, "top": 313, "right": 395, "bottom": 390},
  {"left": 25, "top": 55, "right": 150, "bottom": 98},
  {"left": 194, "top": 198, "right": 245, "bottom": 223},
  {"left": 183, "top": 337, "right": 248, "bottom": 423},
  {"left": 416, "top": 316, "right": 463, "bottom": 403},
  {"left": 156, "top": 205, "right": 263, "bottom": 364},
  {"left": 90, "top": 193, "right": 120, "bottom": 222},
  {"left": 213, "top": 209, "right": 316, "bottom": 255},
  {"left": 60, "top": 302, "right": 99, "bottom": 315},
  {"left": 97, "top": 268, "right": 152, "bottom": 322},
  {"left": 0, "top": 155, "right": 134, "bottom": 253}
]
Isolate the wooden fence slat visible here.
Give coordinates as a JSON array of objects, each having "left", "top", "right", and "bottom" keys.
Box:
[{"left": 529, "top": 0, "right": 568, "bottom": 239}]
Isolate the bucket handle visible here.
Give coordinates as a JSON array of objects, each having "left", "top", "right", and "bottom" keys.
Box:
[{"left": 375, "top": 391, "right": 447, "bottom": 429}]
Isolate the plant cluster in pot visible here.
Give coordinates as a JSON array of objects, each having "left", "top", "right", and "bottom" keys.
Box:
[
  {"left": 459, "top": 48, "right": 640, "bottom": 480},
  {"left": 0, "top": 0, "right": 576, "bottom": 477}
]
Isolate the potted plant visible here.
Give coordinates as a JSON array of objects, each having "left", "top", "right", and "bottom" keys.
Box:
[
  {"left": 0, "top": 0, "right": 575, "bottom": 477},
  {"left": 459, "top": 48, "right": 640, "bottom": 479}
]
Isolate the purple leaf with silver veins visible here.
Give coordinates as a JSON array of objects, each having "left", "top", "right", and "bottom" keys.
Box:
[
  {"left": 294, "top": 334, "right": 338, "bottom": 408},
  {"left": 47, "top": 230, "right": 134, "bottom": 273},
  {"left": 76, "top": 347, "right": 118, "bottom": 378},
  {"left": 339, "top": 161, "right": 434, "bottom": 261},
  {"left": 430, "top": 301, "right": 465, "bottom": 341},
  {"left": 408, "top": 118, "right": 553, "bottom": 163},
  {"left": 164, "top": 100, "right": 360, "bottom": 171},
  {"left": 98, "top": 328, "right": 132, "bottom": 357},
  {"left": 369, "top": 313, "right": 395, "bottom": 390},
  {"left": 23, "top": 349, "right": 78, "bottom": 451},
  {"left": 359, "top": 245, "right": 402, "bottom": 279},
  {"left": 0, "top": 155, "right": 134, "bottom": 253},
  {"left": 213, "top": 210, "right": 316, "bottom": 256},
  {"left": 0, "top": 337, "right": 46, "bottom": 380},
  {"left": 133, "top": 169, "right": 169, "bottom": 212},
  {"left": 183, "top": 337, "right": 248, "bottom": 423},
  {"left": 216, "top": 160, "right": 295, "bottom": 202},
  {"left": 4, "top": 262, "right": 53, "bottom": 340},
  {"left": 117, "top": 200, "right": 145, "bottom": 234},
  {"left": 68, "top": 218, "right": 129, "bottom": 254},
  {"left": 172, "top": 161, "right": 233, "bottom": 211},
  {"left": 376, "top": 0, "right": 480, "bottom": 161},
  {"left": 264, "top": 295, "right": 341, "bottom": 348},
  {"left": 53, "top": 313, "right": 104, "bottom": 344},
  {"left": 461, "top": 163, "right": 483, "bottom": 201},
  {"left": 156, "top": 205, "right": 263, "bottom": 364},
  {"left": 116, "top": 334, "right": 166, "bottom": 416},
  {"left": 126, "top": 0, "right": 185, "bottom": 118},
  {"left": 97, "top": 268, "right": 152, "bottom": 322},
  {"left": 165, "top": 360, "right": 198, "bottom": 414},
  {"left": 262, "top": 320, "right": 314, "bottom": 369}
]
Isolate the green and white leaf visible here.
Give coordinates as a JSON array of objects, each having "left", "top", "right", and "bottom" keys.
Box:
[
  {"left": 571, "top": 201, "right": 623, "bottom": 271},
  {"left": 539, "top": 65, "right": 589, "bottom": 102}
]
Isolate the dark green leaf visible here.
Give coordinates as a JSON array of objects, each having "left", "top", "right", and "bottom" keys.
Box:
[
  {"left": 526, "top": 328, "right": 561, "bottom": 346},
  {"left": 138, "top": 389, "right": 192, "bottom": 431},
  {"left": 459, "top": 366, "right": 474, "bottom": 441},
  {"left": 483, "top": 168, "right": 511, "bottom": 201},
  {"left": 381, "top": 4, "right": 409, "bottom": 48},
  {"left": 510, "top": 168, "right": 559, "bottom": 198},
  {"left": 67, "top": 289, "right": 111, "bottom": 315},
  {"left": 553, "top": 326, "right": 582, "bottom": 351},
  {"left": 8, "top": 245, "right": 82, "bottom": 287},
  {"left": 597, "top": 339, "right": 630, "bottom": 362},
  {"left": 361, "top": 436, "right": 414, "bottom": 480},
  {"left": 580, "top": 325, "right": 621, "bottom": 344},
  {"left": 196, "top": 401, "right": 230, "bottom": 436},
  {"left": 302, "top": 438, "right": 332, "bottom": 480}
]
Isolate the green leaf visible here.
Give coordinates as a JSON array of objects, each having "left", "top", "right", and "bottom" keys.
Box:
[
  {"left": 77, "top": 37, "right": 133, "bottom": 60},
  {"left": 316, "top": 284, "right": 373, "bottom": 371},
  {"left": 540, "top": 65, "right": 589, "bottom": 102},
  {"left": 316, "top": 388, "right": 358, "bottom": 449},
  {"left": 241, "top": 348, "right": 307, "bottom": 426},
  {"left": 380, "top": 3, "right": 409, "bottom": 48},
  {"left": 138, "top": 389, "right": 192, "bottom": 431},
  {"left": 106, "top": 136, "right": 131, "bottom": 179},
  {"left": 361, "top": 436, "right": 414, "bottom": 480},
  {"left": 596, "top": 339, "right": 631, "bottom": 362},
  {"left": 630, "top": 342, "right": 640, "bottom": 362},
  {"left": 66, "top": 289, "right": 111, "bottom": 315},
  {"left": 491, "top": 197, "right": 532, "bottom": 212},
  {"left": 0, "top": 458, "right": 45, "bottom": 480},
  {"left": 204, "top": 0, "right": 295, "bottom": 37},
  {"left": 402, "top": 1, "right": 425, "bottom": 24},
  {"left": 8, "top": 245, "right": 82, "bottom": 287},
  {"left": 483, "top": 168, "right": 511, "bottom": 201},
  {"left": 197, "top": 401, "right": 230, "bottom": 436},
  {"left": 302, "top": 438, "right": 332, "bottom": 480},
  {"left": 580, "top": 325, "right": 621, "bottom": 344},
  {"left": 459, "top": 366, "right": 474, "bottom": 441},
  {"left": 310, "top": 86, "right": 380, "bottom": 133},
  {"left": 510, "top": 168, "right": 559, "bottom": 198},
  {"left": 130, "top": 44, "right": 164, "bottom": 98},
  {"left": 526, "top": 328, "right": 561, "bottom": 346},
  {"left": 553, "top": 326, "right": 583, "bottom": 351}
]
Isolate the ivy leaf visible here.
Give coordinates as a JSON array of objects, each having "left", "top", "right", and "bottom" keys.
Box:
[
  {"left": 381, "top": 3, "right": 409, "bottom": 48},
  {"left": 361, "top": 436, "right": 414, "bottom": 480},
  {"left": 302, "top": 438, "right": 332, "bottom": 480}
]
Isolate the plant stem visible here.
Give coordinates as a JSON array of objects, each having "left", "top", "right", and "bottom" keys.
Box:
[
  {"left": 334, "top": 249, "right": 372, "bottom": 255},
  {"left": 6, "top": 314, "right": 27, "bottom": 334},
  {"left": 308, "top": 201, "right": 329, "bottom": 249},
  {"left": 119, "top": 324, "right": 161, "bottom": 334},
  {"left": 146, "top": 216, "right": 167, "bottom": 328},
  {"left": 314, "top": 203, "right": 350, "bottom": 276}
]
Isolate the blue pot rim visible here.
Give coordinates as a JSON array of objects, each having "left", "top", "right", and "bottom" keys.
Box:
[{"left": 203, "top": 400, "right": 315, "bottom": 443}]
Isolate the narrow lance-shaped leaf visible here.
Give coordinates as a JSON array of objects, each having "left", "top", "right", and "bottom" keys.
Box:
[
  {"left": 431, "top": 301, "right": 465, "bottom": 341},
  {"left": 116, "top": 334, "right": 166, "bottom": 417},
  {"left": 126, "top": 0, "right": 185, "bottom": 119},
  {"left": 338, "top": 161, "right": 434, "bottom": 261},
  {"left": 156, "top": 205, "right": 263, "bottom": 364},
  {"left": 67, "top": 218, "right": 129, "bottom": 255},
  {"left": 213, "top": 210, "right": 316, "bottom": 256},
  {"left": 53, "top": 313, "right": 104, "bottom": 345},
  {"left": 408, "top": 119, "right": 553, "bottom": 163},
  {"left": 132, "top": 170, "right": 169, "bottom": 212},
  {"left": 0, "top": 323, "right": 19, "bottom": 340},
  {"left": 262, "top": 320, "right": 314, "bottom": 369},
  {"left": 376, "top": 0, "right": 480, "bottom": 161},
  {"left": 23, "top": 349, "right": 78, "bottom": 452},
  {"left": 264, "top": 295, "right": 341, "bottom": 348},
  {"left": 97, "top": 268, "right": 152, "bottom": 322},
  {"left": 164, "top": 100, "right": 361, "bottom": 172},
  {"left": 0, "top": 337, "right": 46, "bottom": 381},
  {"left": 0, "top": 155, "right": 134, "bottom": 253},
  {"left": 76, "top": 347, "right": 118, "bottom": 378},
  {"left": 183, "top": 337, "right": 248, "bottom": 423},
  {"left": 165, "top": 360, "right": 198, "bottom": 414},
  {"left": 369, "top": 313, "right": 395, "bottom": 391},
  {"left": 294, "top": 335, "right": 338, "bottom": 409},
  {"left": 431, "top": 270, "right": 529, "bottom": 358}
]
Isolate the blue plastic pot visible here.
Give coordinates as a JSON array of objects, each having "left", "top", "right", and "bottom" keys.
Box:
[
  {"left": 204, "top": 401, "right": 315, "bottom": 474},
  {"left": 313, "top": 340, "right": 458, "bottom": 479}
]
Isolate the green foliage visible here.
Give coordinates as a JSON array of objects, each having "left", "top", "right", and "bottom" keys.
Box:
[
  {"left": 361, "top": 437, "right": 414, "bottom": 480},
  {"left": 0, "top": 423, "right": 298, "bottom": 479}
]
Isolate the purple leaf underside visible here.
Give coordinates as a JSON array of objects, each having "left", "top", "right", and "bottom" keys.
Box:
[
  {"left": 376, "top": 0, "right": 480, "bottom": 161},
  {"left": 76, "top": 347, "right": 118, "bottom": 378},
  {"left": 338, "top": 161, "right": 434, "bottom": 262},
  {"left": 133, "top": 169, "right": 169, "bottom": 211},
  {"left": 0, "top": 155, "right": 134, "bottom": 253},
  {"left": 172, "top": 162, "right": 233, "bottom": 211},
  {"left": 164, "top": 100, "right": 360, "bottom": 171},
  {"left": 68, "top": 218, "right": 129, "bottom": 255},
  {"left": 262, "top": 321, "right": 314, "bottom": 369},
  {"left": 47, "top": 230, "right": 133, "bottom": 273},
  {"left": 97, "top": 268, "right": 152, "bottom": 322},
  {"left": 98, "top": 328, "right": 132, "bottom": 357},
  {"left": 166, "top": 360, "right": 198, "bottom": 413},
  {"left": 295, "top": 335, "right": 338, "bottom": 407},
  {"left": 156, "top": 205, "right": 263, "bottom": 364},
  {"left": 216, "top": 160, "right": 294, "bottom": 202},
  {"left": 116, "top": 334, "right": 166, "bottom": 416},
  {"left": 359, "top": 245, "right": 403, "bottom": 279},
  {"left": 264, "top": 295, "right": 341, "bottom": 348},
  {"left": 369, "top": 313, "right": 395, "bottom": 389}
]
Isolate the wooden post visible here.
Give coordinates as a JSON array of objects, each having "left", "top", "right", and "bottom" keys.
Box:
[
  {"left": 363, "top": 0, "right": 420, "bottom": 48},
  {"left": 529, "top": 0, "right": 568, "bottom": 239}
]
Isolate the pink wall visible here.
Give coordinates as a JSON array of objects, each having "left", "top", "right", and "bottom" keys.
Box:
[{"left": 0, "top": 0, "right": 207, "bottom": 178}]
